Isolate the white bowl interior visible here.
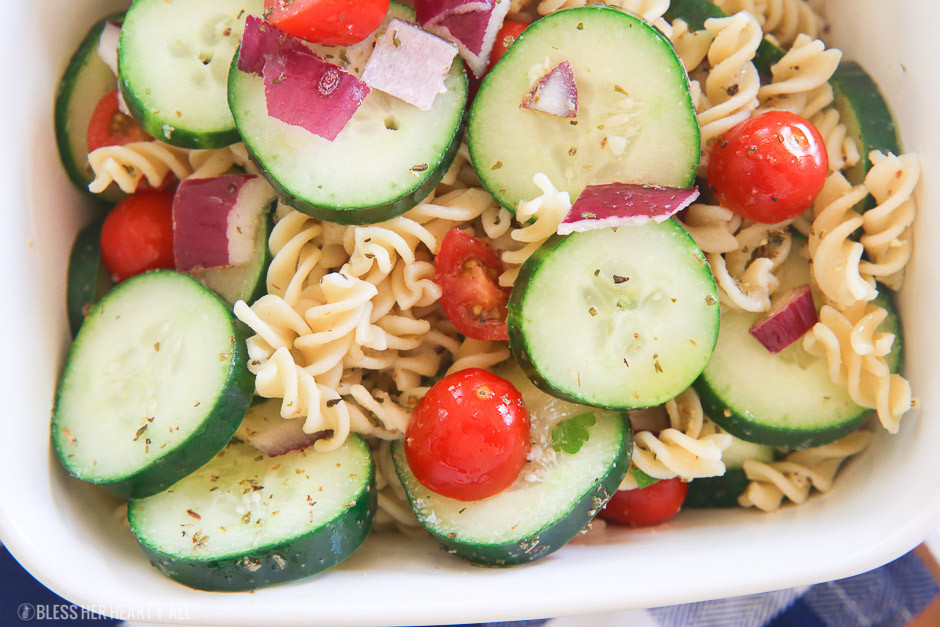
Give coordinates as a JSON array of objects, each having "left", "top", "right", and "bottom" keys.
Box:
[{"left": 2, "top": 0, "right": 939, "bottom": 624}]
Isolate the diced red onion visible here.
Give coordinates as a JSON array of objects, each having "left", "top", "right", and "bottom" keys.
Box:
[
  {"left": 172, "top": 174, "right": 274, "bottom": 272},
  {"left": 749, "top": 285, "right": 818, "bottom": 353},
  {"left": 237, "top": 15, "right": 309, "bottom": 76},
  {"left": 263, "top": 48, "right": 370, "bottom": 141},
  {"left": 557, "top": 184, "right": 700, "bottom": 235},
  {"left": 415, "top": 0, "right": 493, "bottom": 26},
  {"left": 361, "top": 18, "right": 458, "bottom": 111},
  {"left": 236, "top": 400, "right": 324, "bottom": 457},
  {"left": 97, "top": 20, "right": 121, "bottom": 76},
  {"left": 521, "top": 61, "right": 578, "bottom": 118},
  {"left": 416, "top": 0, "right": 510, "bottom": 77}
]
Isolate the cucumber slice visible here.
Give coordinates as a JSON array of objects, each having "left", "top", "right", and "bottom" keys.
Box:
[
  {"left": 54, "top": 12, "right": 126, "bottom": 204},
  {"left": 128, "top": 438, "right": 374, "bottom": 591},
  {"left": 194, "top": 203, "right": 273, "bottom": 306},
  {"left": 66, "top": 217, "right": 113, "bottom": 337},
  {"left": 696, "top": 246, "right": 903, "bottom": 448},
  {"left": 831, "top": 61, "right": 901, "bottom": 209},
  {"left": 508, "top": 220, "right": 719, "bottom": 409},
  {"left": 119, "top": 0, "right": 261, "bottom": 148},
  {"left": 663, "top": 0, "right": 785, "bottom": 76},
  {"left": 393, "top": 362, "right": 631, "bottom": 566},
  {"left": 228, "top": 3, "right": 467, "bottom": 225},
  {"left": 469, "top": 5, "right": 700, "bottom": 212},
  {"left": 52, "top": 271, "right": 254, "bottom": 499},
  {"left": 685, "top": 435, "right": 773, "bottom": 508}
]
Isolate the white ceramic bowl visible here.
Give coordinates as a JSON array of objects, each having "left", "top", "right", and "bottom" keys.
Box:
[{"left": 2, "top": 1, "right": 938, "bottom": 624}]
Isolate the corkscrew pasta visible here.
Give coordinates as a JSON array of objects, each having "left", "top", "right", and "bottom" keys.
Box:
[
  {"left": 803, "top": 303, "right": 912, "bottom": 434},
  {"left": 628, "top": 388, "right": 733, "bottom": 483},
  {"left": 87, "top": 141, "right": 192, "bottom": 193},
  {"left": 87, "top": 141, "right": 252, "bottom": 193},
  {"left": 714, "top": 0, "right": 824, "bottom": 47},
  {"left": 696, "top": 12, "right": 762, "bottom": 144},
  {"left": 807, "top": 172, "right": 876, "bottom": 308},
  {"left": 738, "top": 431, "right": 873, "bottom": 511},
  {"left": 859, "top": 151, "right": 919, "bottom": 290}
]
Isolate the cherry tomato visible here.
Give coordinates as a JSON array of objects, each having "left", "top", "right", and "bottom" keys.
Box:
[
  {"left": 100, "top": 190, "right": 176, "bottom": 282},
  {"left": 405, "top": 368, "right": 530, "bottom": 501},
  {"left": 599, "top": 477, "right": 688, "bottom": 528},
  {"left": 435, "top": 228, "right": 511, "bottom": 341},
  {"left": 489, "top": 19, "right": 529, "bottom": 69},
  {"left": 86, "top": 89, "right": 152, "bottom": 153},
  {"left": 707, "top": 111, "right": 828, "bottom": 224},
  {"left": 264, "top": 0, "right": 390, "bottom": 46}
]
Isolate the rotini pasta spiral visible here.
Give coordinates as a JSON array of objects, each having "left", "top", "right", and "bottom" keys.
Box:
[
  {"left": 714, "top": 0, "right": 824, "bottom": 47},
  {"left": 670, "top": 19, "right": 714, "bottom": 74},
  {"left": 738, "top": 430, "right": 872, "bottom": 511},
  {"left": 802, "top": 302, "right": 912, "bottom": 433},
  {"left": 445, "top": 338, "right": 512, "bottom": 375},
  {"left": 810, "top": 107, "right": 860, "bottom": 173},
  {"left": 536, "top": 0, "right": 672, "bottom": 35},
  {"left": 757, "top": 0, "right": 824, "bottom": 48},
  {"left": 724, "top": 220, "right": 792, "bottom": 276},
  {"left": 627, "top": 388, "right": 733, "bottom": 483},
  {"left": 241, "top": 345, "right": 352, "bottom": 452},
  {"left": 678, "top": 204, "right": 743, "bottom": 254},
  {"left": 499, "top": 173, "right": 571, "bottom": 287},
  {"left": 692, "top": 212, "right": 792, "bottom": 312},
  {"left": 373, "top": 441, "right": 422, "bottom": 533},
  {"left": 234, "top": 266, "right": 431, "bottom": 448},
  {"left": 758, "top": 34, "right": 840, "bottom": 119},
  {"left": 87, "top": 141, "right": 251, "bottom": 193},
  {"left": 710, "top": 253, "right": 778, "bottom": 312},
  {"left": 87, "top": 141, "right": 191, "bottom": 194},
  {"left": 696, "top": 13, "right": 763, "bottom": 144},
  {"left": 807, "top": 172, "right": 877, "bottom": 308},
  {"left": 187, "top": 143, "right": 255, "bottom": 178},
  {"left": 859, "top": 151, "right": 919, "bottom": 290}
]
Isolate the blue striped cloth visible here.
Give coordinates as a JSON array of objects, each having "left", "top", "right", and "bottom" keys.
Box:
[
  {"left": 1, "top": 543, "right": 935, "bottom": 625},
  {"left": 647, "top": 550, "right": 937, "bottom": 627}
]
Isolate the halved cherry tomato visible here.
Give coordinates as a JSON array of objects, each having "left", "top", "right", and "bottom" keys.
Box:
[
  {"left": 86, "top": 89, "right": 152, "bottom": 153},
  {"left": 405, "top": 368, "right": 530, "bottom": 501},
  {"left": 100, "top": 190, "right": 176, "bottom": 282},
  {"left": 264, "top": 0, "right": 390, "bottom": 46},
  {"left": 435, "top": 228, "right": 511, "bottom": 341},
  {"left": 489, "top": 19, "right": 529, "bottom": 69},
  {"left": 707, "top": 111, "right": 828, "bottom": 224},
  {"left": 599, "top": 477, "right": 688, "bottom": 528}
]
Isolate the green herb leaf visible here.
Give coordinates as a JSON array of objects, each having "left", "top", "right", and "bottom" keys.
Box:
[
  {"left": 629, "top": 468, "right": 660, "bottom": 490},
  {"left": 551, "top": 412, "right": 596, "bottom": 454}
]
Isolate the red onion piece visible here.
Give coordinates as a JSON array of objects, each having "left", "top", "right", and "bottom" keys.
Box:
[
  {"left": 434, "top": 8, "right": 491, "bottom": 55},
  {"left": 172, "top": 174, "right": 274, "bottom": 272},
  {"left": 237, "top": 15, "right": 309, "bottom": 76},
  {"left": 361, "top": 18, "right": 458, "bottom": 111},
  {"left": 236, "top": 400, "right": 325, "bottom": 457},
  {"left": 749, "top": 285, "right": 818, "bottom": 353},
  {"left": 521, "top": 61, "right": 578, "bottom": 118},
  {"left": 262, "top": 48, "right": 370, "bottom": 141},
  {"left": 557, "top": 183, "right": 700, "bottom": 235},
  {"left": 416, "top": 0, "right": 510, "bottom": 77},
  {"left": 97, "top": 20, "right": 121, "bottom": 76},
  {"left": 415, "top": 0, "right": 493, "bottom": 26}
]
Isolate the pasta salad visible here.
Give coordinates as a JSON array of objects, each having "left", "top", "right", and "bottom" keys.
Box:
[{"left": 52, "top": 0, "right": 918, "bottom": 589}]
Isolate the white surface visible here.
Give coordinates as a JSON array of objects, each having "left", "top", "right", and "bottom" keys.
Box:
[{"left": 1, "top": 0, "right": 939, "bottom": 625}]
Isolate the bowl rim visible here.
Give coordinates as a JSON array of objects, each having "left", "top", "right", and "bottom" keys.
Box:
[{"left": 3, "top": 0, "right": 940, "bottom": 624}]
